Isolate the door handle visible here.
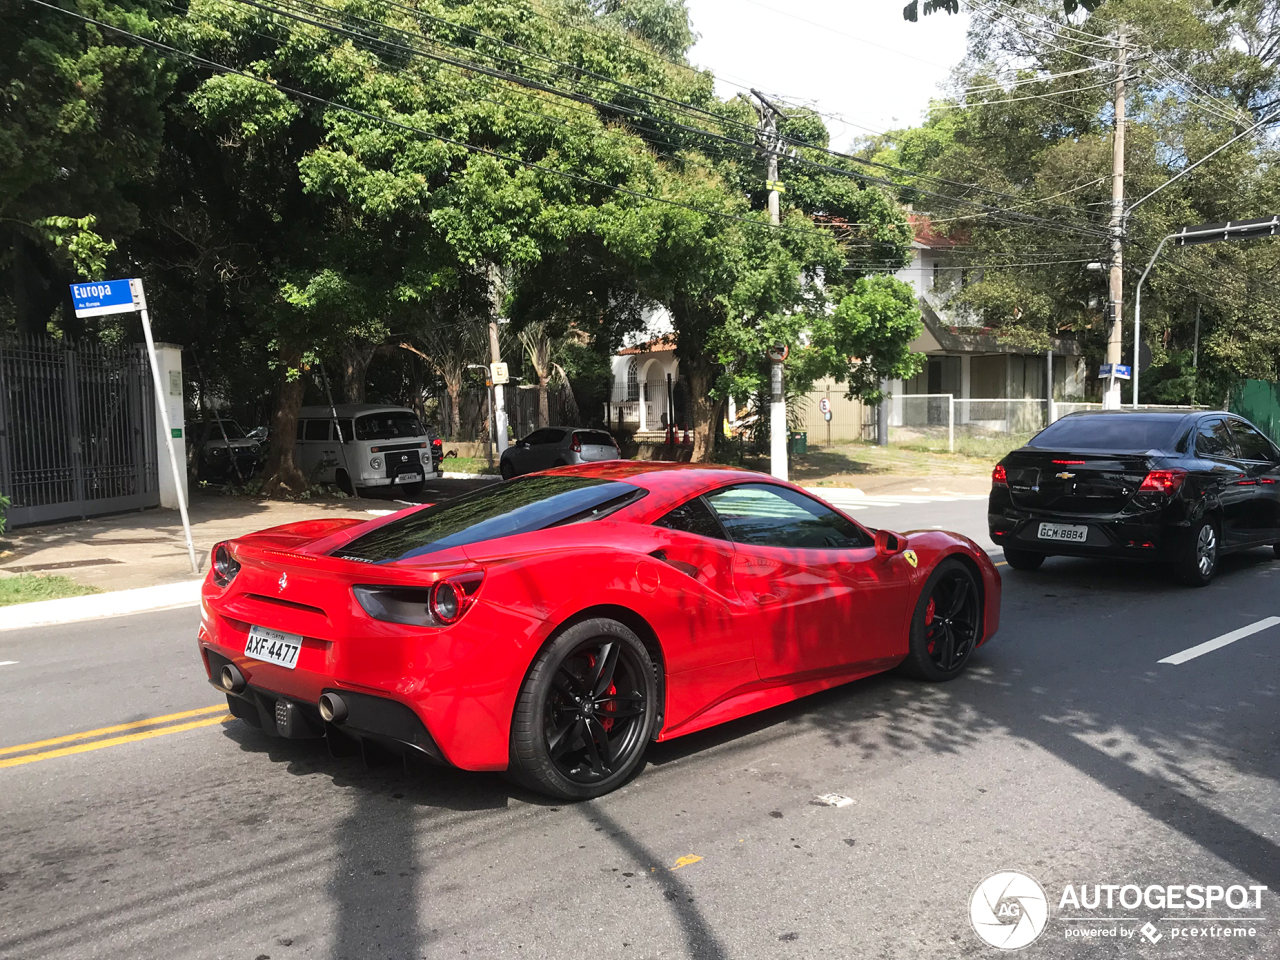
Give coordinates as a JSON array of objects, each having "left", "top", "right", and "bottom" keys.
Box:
[{"left": 757, "top": 594, "right": 780, "bottom": 605}]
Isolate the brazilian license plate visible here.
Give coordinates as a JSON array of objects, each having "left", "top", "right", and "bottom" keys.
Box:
[{"left": 245, "top": 625, "right": 302, "bottom": 669}]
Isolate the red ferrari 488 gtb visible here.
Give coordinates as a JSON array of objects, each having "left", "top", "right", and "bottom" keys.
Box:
[{"left": 198, "top": 463, "right": 1001, "bottom": 799}]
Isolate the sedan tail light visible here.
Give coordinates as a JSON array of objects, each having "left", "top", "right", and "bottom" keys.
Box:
[
  {"left": 354, "top": 570, "right": 485, "bottom": 626},
  {"left": 1138, "top": 469, "right": 1187, "bottom": 495},
  {"left": 991, "top": 464, "right": 1008, "bottom": 486}
]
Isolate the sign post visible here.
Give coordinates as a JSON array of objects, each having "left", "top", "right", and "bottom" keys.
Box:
[{"left": 70, "top": 279, "right": 198, "bottom": 574}]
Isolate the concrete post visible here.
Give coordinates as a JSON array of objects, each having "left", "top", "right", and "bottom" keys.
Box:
[{"left": 152, "top": 342, "right": 188, "bottom": 512}]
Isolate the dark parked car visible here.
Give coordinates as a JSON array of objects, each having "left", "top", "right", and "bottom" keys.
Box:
[
  {"left": 499, "top": 427, "right": 621, "bottom": 479},
  {"left": 188, "top": 420, "right": 264, "bottom": 482},
  {"left": 989, "top": 411, "right": 1280, "bottom": 585}
]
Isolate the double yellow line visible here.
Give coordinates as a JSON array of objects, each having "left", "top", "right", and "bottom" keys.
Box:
[{"left": 0, "top": 704, "right": 233, "bottom": 769}]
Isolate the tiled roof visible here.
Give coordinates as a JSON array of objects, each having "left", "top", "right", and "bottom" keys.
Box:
[{"left": 619, "top": 334, "right": 677, "bottom": 355}]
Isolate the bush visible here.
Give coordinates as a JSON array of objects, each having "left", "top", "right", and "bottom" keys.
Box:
[{"left": 0, "top": 492, "right": 9, "bottom": 537}]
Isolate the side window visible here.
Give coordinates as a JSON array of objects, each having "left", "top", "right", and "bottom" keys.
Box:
[
  {"left": 304, "top": 420, "right": 331, "bottom": 442},
  {"left": 1229, "top": 421, "right": 1277, "bottom": 462},
  {"left": 296, "top": 419, "right": 307, "bottom": 441},
  {"left": 543, "top": 429, "right": 567, "bottom": 445},
  {"left": 523, "top": 429, "right": 550, "bottom": 445},
  {"left": 653, "top": 497, "right": 728, "bottom": 541},
  {"left": 1195, "top": 419, "right": 1238, "bottom": 460},
  {"left": 704, "top": 483, "right": 872, "bottom": 549}
]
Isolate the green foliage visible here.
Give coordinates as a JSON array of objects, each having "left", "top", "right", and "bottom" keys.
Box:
[
  {"left": 802, "top": 276, "right": 926, "bottom": 403},
  {"left": 0, "top": 491, "right": 9, "bottom": 536}
]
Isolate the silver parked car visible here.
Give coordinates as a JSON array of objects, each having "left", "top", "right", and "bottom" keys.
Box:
[{"left": 499, "top": 427, "right": 621, "bottom": 479}]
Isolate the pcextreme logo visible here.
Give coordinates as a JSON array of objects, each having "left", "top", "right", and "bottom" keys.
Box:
[
  {"left": 970, "top": 871, "right": 1049, "bottom": 950},
  {"left": 969, "top": 870, "right": 1269, "bottom": 949}
]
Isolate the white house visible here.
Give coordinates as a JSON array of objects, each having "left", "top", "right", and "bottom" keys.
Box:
[{"left": 890, "top": 213, "right": 1087, "bottom": 405}]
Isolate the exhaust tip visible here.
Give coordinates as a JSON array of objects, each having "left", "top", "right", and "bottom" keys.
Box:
[
  {"left": 219, "top": 663, "right": 246, "bottom": 694},
  {"left": 318, "top": 692, "right": 348, "bottom": 723}
]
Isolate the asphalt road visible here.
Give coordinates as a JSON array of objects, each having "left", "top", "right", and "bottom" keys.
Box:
[{"left": 1, "top": 498, "right": 1278, "bottom": 959}]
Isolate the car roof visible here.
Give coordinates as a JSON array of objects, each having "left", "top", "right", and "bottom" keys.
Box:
[
  {"left": 298, "top": 404, "right": 418, "bottom": 417},
  {"left": 539, "top": 460, "right": 768, "bottom": 494}
]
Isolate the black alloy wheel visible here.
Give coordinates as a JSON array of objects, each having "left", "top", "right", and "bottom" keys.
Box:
[
  {"left": 900, "top": 560, "right": 981, "bottom": 682},
  {"left": 500, "top": 459, "right": 515, "bottom": 480},
  {"left": 509, "top": 618, "right": 657, "bottom": 799},
  {"left": 1173, "top": 516, "right": 1219, "bottom": 587}
]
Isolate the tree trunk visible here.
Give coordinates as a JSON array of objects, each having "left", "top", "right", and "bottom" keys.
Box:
[
  {"left": 260, "top": 342, "right": 309, "bottom": 497},
  {"left": 446, "top": 376, "right": 462, "bottom": 439},
  {"left": 537, "top": 375, "right": 550, "bottom": 428},
  {"left": 341, "top": 346, "right": 369, "bottom": 403},
  {"left": 683, "top": 351, "right": 717, "bottom": 463}
]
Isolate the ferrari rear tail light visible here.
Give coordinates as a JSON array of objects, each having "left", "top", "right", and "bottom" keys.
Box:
[
  {"left": 431, "top": 571, "right": 485, "bottom": 624},
  {"left": 1138, "top": 469, "right": 1187, "bottom": 495},
  {"left": 212, "top": 542, "right": 241, "bottom": 587},
  {"left": 570, "top": 433, "right": 582, "bottom": 453},
  {"left": 992, "top": 464, "right": 1008, "bottom": 486},
  {"left": 354, "top": 571, "right": 485, "bottom": 627}
]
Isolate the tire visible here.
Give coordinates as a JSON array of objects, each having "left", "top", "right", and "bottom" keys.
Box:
[
  {"left": 899, "top": 559, "right": 982, "bottom": 682},
  {"left": 335, "top": 470, "right": 355, "bottom": 496},
  {"left": 400, "top": 479, "right": 425, "bottom": 498},
  {"left": 1273, "top": 543, "right": 1280, "bottom": 560},
  {"left": 1002, "top": 546, "right": 1045, "bottom": 571},
  {"left": 1173, "top": 515, "right": 1220, "bottom": 587},
  {"left": 509, "top": 618, "right": 658, "bottom": 800},
  {"left": 500, "top": 460, "right": 515, "bottom": 480}
]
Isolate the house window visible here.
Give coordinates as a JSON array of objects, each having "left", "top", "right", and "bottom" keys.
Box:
[{"left": 626, "top": 359, "right": 640, "bottom": 402}]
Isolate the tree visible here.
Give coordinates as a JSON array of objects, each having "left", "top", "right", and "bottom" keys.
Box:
[{"left": 2, "top": 0, "right": 168, "bottom": 334}]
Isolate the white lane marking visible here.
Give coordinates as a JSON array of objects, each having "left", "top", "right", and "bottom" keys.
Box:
[
  {"left": 1158, "top": 617, "right": 1280, "bottom": 665},
  {"left": 365, "top": 509, "right": 396, "bottom": 516},
  {"left": 0, "top": 580, "right": 202, "bottom": 632},
  {"left": 0, "top": 661, "right": 17, "bottom": 667}
]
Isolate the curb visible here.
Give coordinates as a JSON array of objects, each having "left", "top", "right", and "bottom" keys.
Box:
[{"left": 0, "top": 580, "right": 203, "bottom": 632}]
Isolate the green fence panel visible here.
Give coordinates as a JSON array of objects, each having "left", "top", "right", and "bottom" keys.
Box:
[{"left": 1230, "top": 380, "right": 1280, "bottom": 445}]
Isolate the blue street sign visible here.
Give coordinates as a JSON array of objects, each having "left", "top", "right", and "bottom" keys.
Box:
[
  {"left": 1098, "top": 364, "right": 1132, "bottom": 380},
  {"left": 70, "top": 279, "right": 139, "bottom": 318}
]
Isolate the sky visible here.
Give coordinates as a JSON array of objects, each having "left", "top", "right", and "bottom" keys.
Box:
[{"left": 684, "top": 0, "right": 973, "bottom": 149}]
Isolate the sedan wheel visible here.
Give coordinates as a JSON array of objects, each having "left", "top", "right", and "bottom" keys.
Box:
[
  {"left": 1173, "top": 516, "right": 1219, "bottom": 587},
  {"left": 900, "top": 560, "right": 981, "bottom": 682},
  {"left": 509, "top": 618, "right": 657, "bottom": 799},
  {"left": 500, "top": 460, "right": 515, "bottom": 480}
]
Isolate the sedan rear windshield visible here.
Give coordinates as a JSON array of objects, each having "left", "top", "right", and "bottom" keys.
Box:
[
  {"left": 355, "top": 412, "right": 427, "bottom": 441},
  {"left": 333, "top": 476, "right": 644, "bottom": 563},
  {"left": 1028, "top": 416, "right": 1182, "bottom": 452}
]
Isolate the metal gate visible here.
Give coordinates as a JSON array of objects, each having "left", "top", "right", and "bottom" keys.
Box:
[{"left": 0, "top": 336, "right": 159, "bottom": 527}]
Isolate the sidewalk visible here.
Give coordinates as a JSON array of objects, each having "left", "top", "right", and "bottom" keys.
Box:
[{"left": 0, "top": 491, "right": 399, "bottom": 592}]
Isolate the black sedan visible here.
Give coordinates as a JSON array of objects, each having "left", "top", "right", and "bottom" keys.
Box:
[{"left": 989, "top": 411, "right": 1280, "bottom": 585}]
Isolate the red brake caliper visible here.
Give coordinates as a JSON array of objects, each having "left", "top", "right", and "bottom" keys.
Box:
[
  {"left": 601, "top": 682, "right": 617, "bottom": 732},
  {"left": 924, "top": 596, "right": 937, "bottom": 654}
]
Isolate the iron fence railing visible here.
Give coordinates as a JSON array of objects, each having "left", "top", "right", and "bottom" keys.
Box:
[{"left": 0, "top": 336, "right": 159, "bottom": 527}]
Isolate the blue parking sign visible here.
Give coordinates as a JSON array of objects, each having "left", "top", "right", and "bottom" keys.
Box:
[{"left": 70, "top": 279, "right": 139, "bottom": 318}]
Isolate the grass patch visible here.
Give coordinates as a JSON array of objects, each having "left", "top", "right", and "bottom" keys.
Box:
[
  {"left": 0, "top": 573, "right": 102, "bottom": 607},
  {"left": 441, "top": 457, "right": 501, "bottom": 475}
]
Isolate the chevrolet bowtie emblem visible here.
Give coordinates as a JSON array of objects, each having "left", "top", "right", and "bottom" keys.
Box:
[
  {"left": 1056, "top": 471, "right": 1076, "bottom": 479},
  {"left": 278, "top": 572, "right": 288, "bottom": 592}
]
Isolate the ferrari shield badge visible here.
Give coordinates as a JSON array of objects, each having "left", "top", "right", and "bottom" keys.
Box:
[{"left": 903, "top": 549, "right": 918, "bottom": 569}]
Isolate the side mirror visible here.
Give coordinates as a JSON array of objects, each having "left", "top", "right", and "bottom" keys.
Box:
[{"left": 875, "top": 529, "right": 906, "bottom": 558}]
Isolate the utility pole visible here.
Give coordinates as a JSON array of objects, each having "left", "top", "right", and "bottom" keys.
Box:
[
  {"left": 486, "top": 265, "right": 509, "bottom": 455},
  {"left": 1104, "top": 30, "right": 1128, "bottom": 410},
  {"left": 752, "top": 89, "right": 788, "bottom": 479}
]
